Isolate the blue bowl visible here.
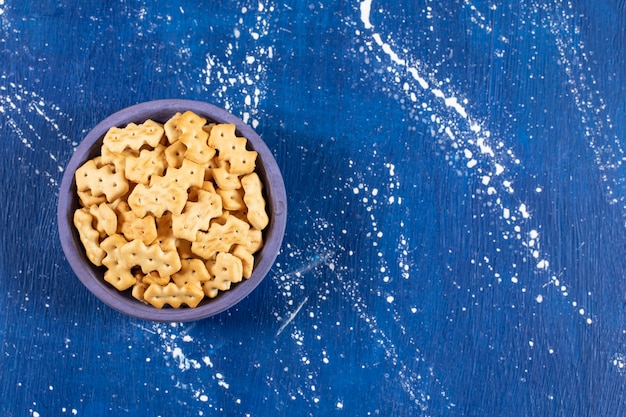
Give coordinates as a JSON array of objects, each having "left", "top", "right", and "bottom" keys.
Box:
[{"left": 57, "top": 99, "right": 287, "bottom": 321}]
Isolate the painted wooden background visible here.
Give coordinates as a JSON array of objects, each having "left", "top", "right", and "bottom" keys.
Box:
[{"left": 1, "top": 0, "right": 625, "bottom": 415}]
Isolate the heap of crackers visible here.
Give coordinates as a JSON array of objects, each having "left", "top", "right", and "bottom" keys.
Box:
[{"left": 73, "top": 110, "right": 269, "bottom": 309}]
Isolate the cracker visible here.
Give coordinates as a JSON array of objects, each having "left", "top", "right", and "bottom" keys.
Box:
[
  {"left": 163, "top": 112, "right": 183, "bottom": 144},
  {"left": 164, "top": 140, "right": 187, "bottom": 168},
  {"left": 72, "top": 110, "right": 272, "bottom": 309},
  {"left": 141, "top": 270, "right": 171, "bottom": 286},
  {"left": 100, "top": 144, "right": 135, "bottom": 174},
  {"left": 172, "top": 258, "right": 211, "bottom": 287},
  {"left": 127, "top": 180, "right": 187, "bottom": 218},
  {"left": 116, "top": 201, "right": 158, "bottom": 245},
  {"left": 75, "top": 159, "right": 129, "bottom": 203},
  {"left": 171, "top": 186, "right": 223, "bottom": 241},
  {"left": 143, "top": 281, "right": 205, "bottom": 309},
  {"left": 191, "top": 214, "right": 250, "bottom": 260},
  {"left": 177, "top": 111, "right": 215, "bottom": 164},
  {"left": 103, "top": 119, "right": 164, "bottom": 153},
  {"left": 77, "top": 189, "right": 107, "bottom": 207},
  {"left": 131, "top": 280, "right": 149, "bottom": 303},
  {"left": 125, "top": 143, "right": 167, "bottom": 185},
  {"left": 73, "top": 208, "right": 105, "bottom": 266},
  {"left": 216, "top": 187, "right": 245, "bottom": 211},
  {"left": 154, "top": 212, "right": 176, "bottom": 252},
  {"left": 242, "top": 228, "right": 264, "bottom": 254},
  {"left": 241, "top": 172, "right": 269, "bottom": 230},
  {"left": 209, "top": 123, "right": 258, "bottom": 175},
  {"left": 127, "top": 158, "right": 204, "bottom": 217},
  {"left": 203, "top": 252, "right": 244, "bottom": 298},
  {"left": 89, "top": 202, "right": 118, "bottom": 237},
  {"left": 232, "top": 244, "right": 254, "bottom": 279},
  {"left": 212, "top": 160, "right": 241, "bottom": 190},
  {"left": 120, "top": 238, "right": 182, "bottom": 278},
  {"left": 100, "top": 234, "right": 136, "bottom": 291}
]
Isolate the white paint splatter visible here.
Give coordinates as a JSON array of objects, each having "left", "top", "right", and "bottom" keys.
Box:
[
  {"left": 538, "top": 1, "right": 626, "bottom": 222},
  {"left": 356, "top": 0, "right": 592, "bottom": 324}
]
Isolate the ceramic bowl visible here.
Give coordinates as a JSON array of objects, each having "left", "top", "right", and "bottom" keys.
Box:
[{"left": 57, "top": 99, "right": 287, "bottom": 321}]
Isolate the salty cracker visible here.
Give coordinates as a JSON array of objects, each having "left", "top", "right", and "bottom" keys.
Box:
[
  {"left": 177, "top": 111, "right": 215, "bottom": 164},
  {"left": 131, "top": 280, "right": 148, "bottom": 303},
  {"left": 73, "top": 208, "right": 105, "bottom": 266},
  {"left": 100, "top": 234, "right": 136, "bottom": 291},
  {"left": 143, "top": 281, "right": 205, "bottom": 309},
  {"left": 116, "top": 202, "right": 157, "bottom": 245},
  {"left": 209, "top": 123, "right": 257, "bottom": 175},
  {"left": 165, "top": 111, "right": 214, "bottom": 164},
  {"left": 141, "top": 270, "right": 170, "bottom": 286},
  {"left": 163, "top": 112, "right": 183, "bottom": 144},
  {"left": 232, "top": 244, "right": 254, "bottom": 279},
  {"left": 103, "top": 119, "right": 164, "bottom": 153},
  {"left": 202, "top": 252, "right": 244, "bottom": 298},
  {"left": 242, "top": 228, "right": 264, "bottom": 255},
  {"left": 241, "top": 172, "right": 269, "bottom": 230},
  {"left": 191, "top": 214, "right": 251, "bottom": 260},
  {"left": 125, "top": 143, "right": 167, "bottom": 185},
  {"left": 100, "top": 145, "right": 132, "bottom": 174},
  {"left": 154, "top": 212, "right": 176, "bottom": 252},
  {"left": 155, "top": 158, "right": 205, "bottom": 191},
  {"left": 164, "top": 140, "right": 187, "bottom": 168},
  {"left": 216, "top": 187, "right": 245, "bottom": 211},
  {"left": 172, "top": 258, "right": 211, "bottom": 287},
  {"left": 127, "top": 180, "right": 187, "bottom": 218},
  {"left": 89, "top": 202, "right": 118, "bottom": 237},
  {"left": 171, "top": 186, "right": 223, "bottom": 241},
  {"left": 212, "top": 160, "right": 241, "bottom": 190},
  {"left": 77, "top": 189, "right": 107, "bottom": 207},
  {"left": 75, "top": 159, "right": 129, "bottom": 203},
  {"left": 120, "top": 238, "right": 181, "bottom": 278},
  {"left": 127, "top": 159, "right": 204, "bottom": 217}
]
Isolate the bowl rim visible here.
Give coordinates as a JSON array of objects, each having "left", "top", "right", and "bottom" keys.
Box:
[{"left": 57, "top": 99, "right": 287, "bottom": 322}]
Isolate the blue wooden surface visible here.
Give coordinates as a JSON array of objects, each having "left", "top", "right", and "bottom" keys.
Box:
[{"left": 1, "top": 0, "right": 625, "bottom": 416}]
